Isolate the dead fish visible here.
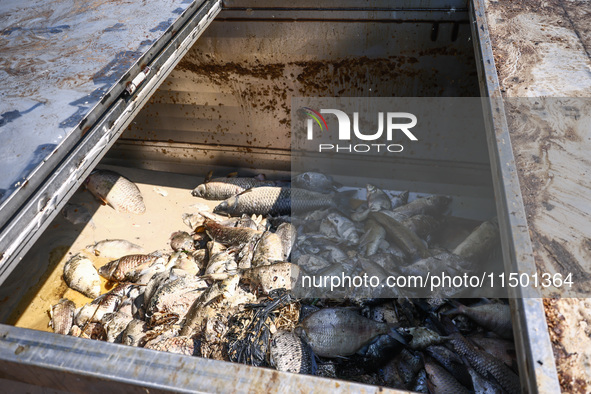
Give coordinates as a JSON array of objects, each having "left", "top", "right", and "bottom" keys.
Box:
[
  {"left": 182, "top": 212, "right": 206, "bottom": 230},
  {"left": 294, "top": 254, "right": 332, "bottom": 275},
  {"left": 270, "top": 330, "right": 316, "bottom": 374},
  {"left": 425, "top": 345, "right": 473, "bottom": 389},
  {"left": 75, "top": 292, "right": 121, "bottom": 326},
  {"left": 296, "top": 307, "right": 404, "bottom": 358},
  {"left": 63, "top": 254, "right": 101, "bottom": 298},
  {"left": 391, "top": 190, "right": 410, "bottom": 209},
  {"left": 453, "top": 217, "right": 499, "bottom": 263},
  {"left": 440, "top": 317, "right": 520, "bottom": 394},
  {"left": 146, "top": 276, "right": 209, "bottom": 323},
  {"left": 144, "top": 336, "right": 201, "bottom": 356},
  {"left": 85, "top": 169, "right": 145, "bottom": 214},
  {"left": 319, "top": 212, "right": 359, "bottom": 245},
  {"left": 469, "top": 335, "right": 518, "bottom": 371},
  {"left": 98, "top": 252, "right": 164, "bottom": 282},
  {"left": 61, "top": 203, "right": 94, "bottom": 227},
  {"left": 213, "top": 187, "right": 352, "bottom": 216},
  {"left": 205, "top": 248, "right": 237, "bottom": 276},
  {"left": 292, "top": 172, "right": 337, "bottom": 193},
  {"left": 121, "top": 319, "right": 148, "bottom": 347},
  {"left": 275, "top": 222, "right": 297, "bottom": 260},
  {"left": 444, "top": 301, "right": 513, "bottom": 339},
  {"left": 367, "top": 184, "right": 392, "bottom": 211},
  {"left": 424, "top": 356, "right": 471, "bottom": 394},
  {"left": 467, "top": 365, "right": 506, "bottom": 393},
  {"left": 400, "top": 251, "right": 472, "bottom": 278},
  {"left": 203, "top": 218, "right": 262, "bottom": 247},
  {"left": 252, "top": 231, "right": 284, "bottom": 267},
  {"left": 171, "top": 252, "right": 201, "bottom": 276},
  {"left": 401, "top": 214, "right": 442, "bottom": 240},
  {"left": 359, "top": 219, "right": 386, "bottom": 256},
  {"left": 49, "top": 298, "right": 76, "bottom": 335},
  {"left": 404, "top": 327, "right": 447, "bottom": 350},
  {"left": 192, "top": 174, "right": 276, "bottom": 200},
  {"left": 370, "top": 211, "right": 430, "bottom": 259},
  {"left": 101, "top": 311, "right": 133, "bottom": 343},
  {"left": 242, "top": 262, "right": 301, "bottom": 294},
  {"left": 389, "top": 195, "right": 451, "bottom": 222},
  {"left": 86, "top": 239, "right": 145, "bottom": 259},
  {"left": 71, "top": 322, "right": 105, "bottom": 340},
  {"left": 170, "top": 231, "right": 196, "bottom": 252}
]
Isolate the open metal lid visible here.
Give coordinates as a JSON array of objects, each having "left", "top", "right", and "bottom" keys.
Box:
[{"left": 0, "top": 0, "right": 220, "bottom": 281}]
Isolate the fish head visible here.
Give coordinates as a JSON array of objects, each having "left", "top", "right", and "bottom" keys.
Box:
[
  {"left": 192, "top": 184, "right": 207, "bottom": 197},
  {"left": 213, "top": 200, "right": 230, "bottom": 215}
]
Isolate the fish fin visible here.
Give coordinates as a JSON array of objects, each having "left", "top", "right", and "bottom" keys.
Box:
[
  {"left": 387, "top": 327, "right": 407, "bottom": 345},
  {"left": 226, "top": 172, "right": 238, "bottom": 178},
  {"left": 437, "top": 315, "right": 460, "bottom": 335},
  {"left": 204, "top": 170, "right": 214, "bottom": 182},
  {"left": 254, "top": 174, "right": 266, "bottom": 181}
]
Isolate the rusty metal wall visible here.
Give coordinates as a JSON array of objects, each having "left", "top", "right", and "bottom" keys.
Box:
[{"left": 108, "top": 7, "right": 481, "bottom": 180}]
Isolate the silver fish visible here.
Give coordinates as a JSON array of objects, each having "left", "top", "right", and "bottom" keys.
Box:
[
  {"left": 75, "top": 292, "right": 121, "bottom": 326},
  {"left": 404, "top": 327, "right": 447, "bottom": 350},
  {"left": 359, "top": 219, "right": 386, "bottom": 256},
  {"left": 49, "top": 298, "right": 76, "bottom": 335},
  {"left": 99, "top": 252, "right": 164, "bottom": 282},
  {"left": 192, "top": 175, "right": 276, "bottom": 200},
  {"left": 146, "top": 276, "right": 209, "bottom": 324},
  {"left": 251, "top": 231, "right": 284, "bottom": 267},
  {"left": 367, "top": 184, "right": 392, "bottom": 211},
  {"left": 121, "top": 319, "right": 148, "bottom": 347},
  {"left": 296, "top": 307, "right": 402, "bottom": 358},
  {"left": 214, "top": 187, "right": 350, "bottom": 216},
  {"left": 170, "top": 231, "right": 196, "bottom": 252},
  {"left": 391, "top": 190, "right": 410, "bottom": 209},
  {"left": 370, "top": 211, "right": 430, "bottom": 259},
  {"left": 101, "top": 311, "right": 133, "bottom": 343},
  {"left": 424, "top": 356, "right": 471, "bottom": 394},
  {"left": 401, "top": 214, "right": 442, "bottom": 240},
  {"left": 441, "top": 317, "right": 520, "bottom": 394},
  {"left": 270, "top": 330, "right": 316, "bottom": 374},
  {"left": 319, "top": 212, "right": 359, "bottom": 245},
  {"left": 445, "top": 301, "right": 513, "bottom": 339},
  {"left": 453, "top": 217, "right": 499, "bottom": 263},
  {"left": 292, "top": 172, "right": 337, "bottom": 193},
  {"left": 63, "top": 254, "right": 101, "bottom": 299},
  {"left": 203, "top": 218, "right": 262, "bottom": 247},
  {"left": 242, "top": 262, "right": 301, "bottom": 294},
  {"left": 389, "top": 195, "right": 451, "bottom": 222},
  {"left": 86, "top": 239, "right": 145, "bottom": 259},
  {"left": 144, "top": 336, "right": 201, "bottom": 356},
  {"left": 85, "top": 169, "right": 145, "bottom": 214},
  {"left": 275, "top": 222, "right": 297, "bottom": 260}
]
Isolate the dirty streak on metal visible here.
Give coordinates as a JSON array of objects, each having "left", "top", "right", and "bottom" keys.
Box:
[
  {"left": 0, "top": 324, "right": 397, "bottom": 393},
  {"left": 0, "top": 0, "right": 222, "bottom": 284},
  {"left": 469, "top": 0, "right": 561, "bottom": 393}
]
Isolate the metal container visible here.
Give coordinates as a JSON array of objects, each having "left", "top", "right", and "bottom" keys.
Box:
[{"left": 0, "top": 0, "right": 560, "bottom": 392}]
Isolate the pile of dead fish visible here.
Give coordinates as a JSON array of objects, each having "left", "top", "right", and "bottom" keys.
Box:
[{"left": 50, "top": 170, "right": 519, "bottom": 393}]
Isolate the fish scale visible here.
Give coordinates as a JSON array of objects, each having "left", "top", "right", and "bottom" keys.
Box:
[
  {"left": 85, "top": 169, "right": 145, "bottom": 214},
  {"left": 192, "top": 177, "right": 277, "bottom": 200},
  {"left": 270, "top": 330, "right": 316, "bottom": 374}
]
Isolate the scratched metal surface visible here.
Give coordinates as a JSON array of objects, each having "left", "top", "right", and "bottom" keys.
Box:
[{"left": 0, "top": 0, "right": 200, "bottom": 225}]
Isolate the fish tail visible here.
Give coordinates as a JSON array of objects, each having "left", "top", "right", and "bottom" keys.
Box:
[{"left": 387, "top": 325, "right": 407, "bottom": 345}]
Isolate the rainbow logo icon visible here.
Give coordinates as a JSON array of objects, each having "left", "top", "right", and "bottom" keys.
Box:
[{"left": 302, "top": 107, "right": 328, "bottom": 132}]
